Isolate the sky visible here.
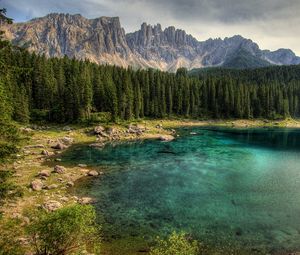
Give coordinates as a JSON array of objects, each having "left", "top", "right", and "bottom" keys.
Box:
[{"left": 2, "top": 0, "right": 300, "bottom": 55}]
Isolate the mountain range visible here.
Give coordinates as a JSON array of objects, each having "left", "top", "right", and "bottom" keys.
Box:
[{"left": 3, "top": 13, "right": 300, "bottom": 71}]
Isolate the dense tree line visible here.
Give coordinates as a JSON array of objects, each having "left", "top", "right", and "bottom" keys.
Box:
[{"left": 1, "top": 41, "right": 300, "bottom": 123}]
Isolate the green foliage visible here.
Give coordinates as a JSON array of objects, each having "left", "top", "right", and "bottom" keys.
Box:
[
  {"left": 0, "top": 218, "right": 24, "bottom": 255},
  {"left": 26, "top": 204, "right": 101, "bottom": 255},
  {"left": 89, "top": 112, "right": 112, "bottom": 124},
  {"left": 0, "top": 170, "right": 22, "bottom": 208},
  {"left": 0, "top": 122, "right": 20, "bottom": 162},
  {"left": 150, "top": 232, "right": 199, "bottom": 255}
]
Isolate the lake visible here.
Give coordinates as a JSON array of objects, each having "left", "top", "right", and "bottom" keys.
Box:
[{"left": 64, "top": 127, "right": 300, "bottom": 254}]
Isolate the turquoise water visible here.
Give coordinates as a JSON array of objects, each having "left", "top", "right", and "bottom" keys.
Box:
[{"left": 65, "top": 128, "right": 300, "bottom": 254}]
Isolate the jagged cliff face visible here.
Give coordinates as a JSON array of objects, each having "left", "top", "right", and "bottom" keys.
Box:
[
  {"left": 4, "top": 13, "right": 136, "bottom": 67},
  {"left": 3, "top": 13, "right": 300, "bottom": 71}
]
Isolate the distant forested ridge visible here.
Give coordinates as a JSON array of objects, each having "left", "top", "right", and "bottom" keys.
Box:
[{"left": 1, "top": 42, "right": 300, "bottom": 123}]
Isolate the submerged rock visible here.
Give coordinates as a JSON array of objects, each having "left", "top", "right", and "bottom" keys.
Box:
[
  {"left": 89, "top": 143, "right": 105, "bottom": 148},
  {"left": 78, "top": 197, "right": 95, "bottom": 205},
  {"left": 159, "top": 135, "right": 175, "bottom": 142}
]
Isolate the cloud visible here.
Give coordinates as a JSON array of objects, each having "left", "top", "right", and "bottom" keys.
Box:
[{"left": 2, "top": 0, "right": 300, "bottom": 55}]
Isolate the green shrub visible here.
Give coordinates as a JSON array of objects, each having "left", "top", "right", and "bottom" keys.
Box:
[
  {"left": 0, "top": 218, "right": 25, "bottom": 255},
  {"left": 150, "top": 231, "right": 199, "bottom": 255},
  {"left": 26, "top": 204, "right": 101, "bottom": 255},
  {"left": 89, "top": 112, "right": 112, "bottom": 124}
]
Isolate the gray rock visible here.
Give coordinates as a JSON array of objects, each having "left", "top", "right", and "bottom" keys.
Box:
[
  {"left": 39, "top": 170, "right": 51, "bottom": 177},
  {"left": 78, "top": 164, "right": 87, "bottom": 168},
  {"left": 89, "top": 143, "right": 105, "bottom": 148},
  {"left": 66, "top": 181, "right": 74, "bottom": 187},
  {"left": 41, "top": 150, "right": 49, "bottom": 156},
  {"left": 62, "top": 126, "right": 72, "bottom": 131},
  {"left": 46, "top": 184, "right": 58, "bottom": 190},
  {"left": 43, "top": 200, "right": 62, "bottom": 211},
  {"left": 53, "top": 165, "right": 66, "bottom": 174},
  {"left": 159, "top": 135, "right": 175, "bottom": 142},
  {"left": 51, "top": 142, "right": 67, "bottom": 150},
  {"left": 60, "top": 137, "right": 74, "bottom": 145},
  {"left": 31, "top": 179, "right": 44, "bottom": 191},
  {"left": 94, "top": 126, "right": 105, "bottom": 135},
  {"left": 78, "top": 197, "right": 95, "bottom": 205},
  {"left": 88, "top": 170, "right": 99, "bottom": 176}
]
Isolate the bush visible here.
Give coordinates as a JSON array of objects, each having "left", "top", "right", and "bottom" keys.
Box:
[
  {"left": 150, "top": 231, "right": 199, "bottom": 255},
  {"left": 27, "top": 204, "right": 101, "bottom": 255},
  {"left": 89, "top": 112, "right": 112, "bottom": 124},
  {"left": 0, "top": 218, "right": 25, "bottom": 255}
]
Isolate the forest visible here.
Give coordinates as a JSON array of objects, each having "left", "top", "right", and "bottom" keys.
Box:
[{"left": 1, "top": 37, "right": 300, "bottom": 124}]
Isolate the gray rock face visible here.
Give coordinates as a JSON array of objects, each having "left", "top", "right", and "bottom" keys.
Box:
[
  {"left": 3, "top": 13, "right": 300, "bottom": 71},
  {"left": 4, "top": 13, "right": 131, "bottom": 66},
  {"left": 262, "top": 49, "right": 300, "bottom": 65}
]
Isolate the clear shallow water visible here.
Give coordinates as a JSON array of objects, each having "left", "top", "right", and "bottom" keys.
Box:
[{"left": 64, "top": 128, "right": 300, "bottom": 254}]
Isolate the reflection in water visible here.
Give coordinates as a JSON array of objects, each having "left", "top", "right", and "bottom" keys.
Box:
[{"left": 64, "top": 128, "right": 300, "bottom": 254}]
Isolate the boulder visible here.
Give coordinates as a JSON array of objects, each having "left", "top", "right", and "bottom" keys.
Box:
[
  {"left": 128, "top": 124, "right": 145, "bottom": 135},
  {"left": 66, "top": 181, "right": 74, "bottom": 187},
  {"left": 39, "top": 170, "right": 51, "bottom": 178},
  {"left": 159, "top": 135, "right": 175, "bottom": 142},
  {"left": 78, "top": 197, "right": 95, "bottom": 205},
  {"left": 53, "top": 165, "right": 66, "bottom": 174},
  {"left": 43, "top": 200, "right": 62, "bottom": 211},
  {"left": 106, "top": 127, "right": 117, "bottom": 135},
  {"left": 41, "top": 150, "right": 49, "bottom": 156},
  {"left": 60, "top": 136, "right": 74, "bottom": 145},
  {"left": 31, "top": 179, "right": 44, "bottom": 191},
  {"left": 88, "top": 170, "right": 99, "bottom": 176},
  {"left": 62, "top": 126, "right": 72, "bottom": 131},
  {"left": 51, "top": 142, "right": 67, "bottom": 150},
  {"left": 94, "top": 126, "right": 105, "bottom": 135},
  {"left": 60, "top": 197, "right": 69, "bottom": 202},
  {"left": 78, "top": 164, "right": 87, "bottom": 168},
  {"left": 46, "top": 184, "right": 58, "bottom": 190},
  {"left": 20, "top": 127, "right": 33, "bottom": 133}
]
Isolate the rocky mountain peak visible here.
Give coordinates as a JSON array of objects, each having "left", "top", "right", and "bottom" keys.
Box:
[{"left": 3, "top": 13, "right": 300, "bottom": 71}]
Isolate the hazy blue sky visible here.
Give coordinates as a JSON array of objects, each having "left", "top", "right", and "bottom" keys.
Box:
[{"left": 2, "top": 0, "right": 300, "bottom": 54}]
